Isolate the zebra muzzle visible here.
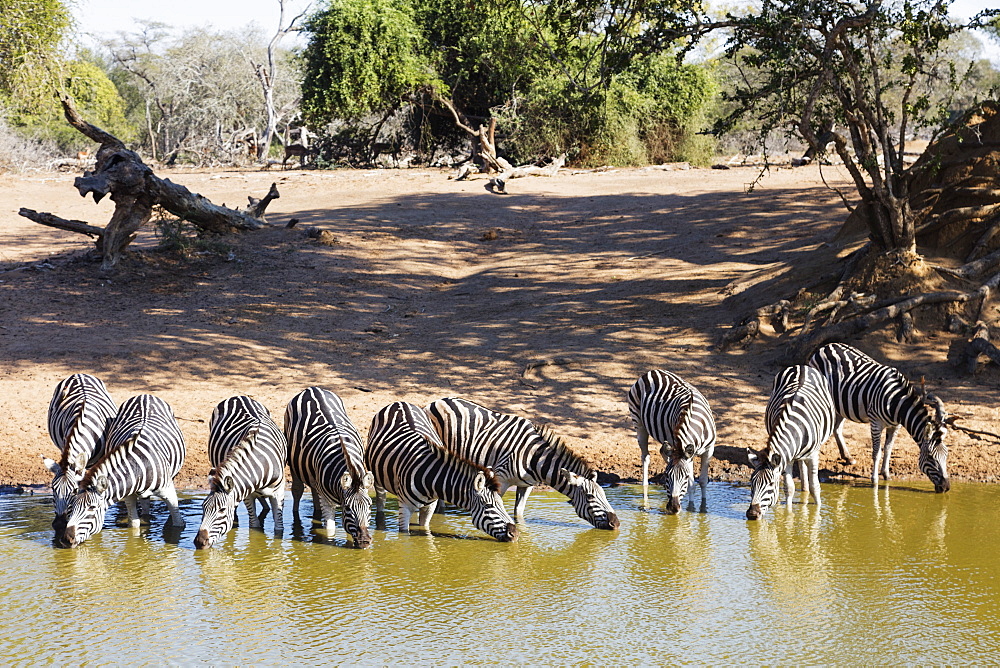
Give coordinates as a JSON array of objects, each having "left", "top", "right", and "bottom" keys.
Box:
[
  {"left": 666, "top": 497, "right": 682, "bottom": 515},
  {"left": 194, "top": 529, "right": 213, "bottom": 549},
  {"left": 746, "top": 504, "right": 762, "bottom": 521},
  {"left": 500, "top": 523, "right": 519, "bottom": 542}
]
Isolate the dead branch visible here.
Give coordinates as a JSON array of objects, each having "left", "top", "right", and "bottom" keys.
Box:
[
  {"left": 522, "top": 358, "right": 580, "bottom": 378},
  {"left": 933, "top": 247, "right": 1000, "bottom": 281},
  {"left": 22, "top": 97, "right": 279, "bottom": 271},
  {"left": 719, "top": 300, "right": 790, "bottom": 351},
  {"left": 17, "top": 209, "right": 104, "bottom": 239},
  {"left": 959, "top": 322, "right": 1000, "bottom": 374},
  {"left": 946, "top": 415, "right": 1000, "bottom": 443}
]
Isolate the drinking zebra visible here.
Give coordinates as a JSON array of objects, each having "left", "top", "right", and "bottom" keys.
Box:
[
  {"left": 807, "top": 342, "right": 949, "bottom": 492},
  {"left": 62, "top": 394, "right": 187, "bottom": 547},
  {"left": 366, "top": 401, "right": 519, "bottom": 542},
  {"left": 194, "top": 396, "right": 288, "bottom": 549},
  {"left": 746, "top": 365, "right": 835, "bottom": 520},
  {"left": 627, "top": 370, "right": 716, "bottom": 514},
  {"left": 285, "top": 387, "right": 374, "bottom": 547},
  {"left": 425, "top": 397, "right": 619, "bottom": 530},
  {"left": 42, "top": 374, "right": 117, "bottom": 529}
]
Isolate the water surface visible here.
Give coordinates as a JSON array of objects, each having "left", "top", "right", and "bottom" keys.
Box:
[{"left": 1, "top": 481, "right": 997, "bottom": 664}]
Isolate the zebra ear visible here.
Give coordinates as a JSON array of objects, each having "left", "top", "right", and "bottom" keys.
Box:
[
  {"left": 560, "top": 468, "right": 581, "bottom": 486},
  {"left": 684, "top": 444, "right": 695, "bottom": 458},
  {"left": 363, "top": 471, "right": 374, "bottom": 489},
  {"left": 93, "top": 475, "right": 109, "bottom": 494},
  {"left": 769, "top": 451, "right": 782, "bottom": 468},
  {"left": 340, "top": 471, "right": 353, "bottom": 491},
  {"left": 221, "top": 475, "right": 235, "bottom": 493},
  {"left": 746, "top": 448, "right": 759, "bottom": 467},
  {"left": 588, "top": 470, "right": 598, "bottom": 482},
  {"left": 42, "top": 456, "right": 62, "bottom": 475},
  {"left": 473, "top": 471, "right": 487, "bottom": 492}
]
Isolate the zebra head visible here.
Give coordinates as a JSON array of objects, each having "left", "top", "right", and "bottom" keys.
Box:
[
  {"left": 663, "top": 447, "right": 696, "bottom": 515},
  {"left": 919, "top": 395, "right": 950, "bottom": 493},
  {"left": 745, "top": 448, "right": 782, "bottom": 521},
  {"left": 468, "top": 470, "right": 519, "bottom": 542},
  {"left": 560, "top": 468, "right": 619, "bottom": 529},
  {"left": 42, "top": 456, "right": 85, "bottom": 531},
  {"left": 194, "top": 472, "right": 237, "bottom": 549},
  {"left": 340, "top": 470, "right": 374, "bottom": 548},
  {"left": 61, "top": 475, "right": 112, "bottom": 547}
]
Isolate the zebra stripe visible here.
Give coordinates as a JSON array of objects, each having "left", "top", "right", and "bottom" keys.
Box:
[
  {"left": 746, "top": 366, "right": 835, "bottom": 520},
  {"left": 366, "top": 401, "right": 518, "bottom": 542},
  {"left": 194, "top": 396, "right": 288, "bottom": 549},
  {"left": 627, "top": 370, "right": 716, "bottom": 514},
  {"left": 425, "top": 397, "right": 619, "bottom": 530},
  {"left": 808, "top": 342, "right": 949, "bottom": 492},
  {"left": 62, "top": 394, "right": 186, "bottom": 547},
  {"left": 43, "top": 374, "right": 117, "bottom": 527},
  {"left": 285, "top": 387, "right": 374, "bottom": 547}
]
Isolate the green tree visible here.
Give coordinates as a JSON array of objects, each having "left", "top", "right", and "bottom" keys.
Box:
[{"left": 0, "top": 0, "right": 72, "bottom": 99}]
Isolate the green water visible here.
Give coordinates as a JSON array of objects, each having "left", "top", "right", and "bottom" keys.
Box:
[{"left": 1, "top": 481, "right": 998, "bottom": 664}]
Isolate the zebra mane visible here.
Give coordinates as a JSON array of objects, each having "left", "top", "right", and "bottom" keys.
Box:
[
  {"left": 671, "top": 402, "right": 692, "bottom": 458},
  {"left": 425, "top": 432, "right": 502, "bottom": 493},
  {"left": 57, "top": 403, "right": 86, "bottom": 473},
  {"left": 315, "top": 392, "right": 365, "bottom": 482},
  {"left": 80, "top": 431, "right": 140, "bottom": 488},
  {"left": 534, "top": 423, "right": 595, "bottom": 475}
]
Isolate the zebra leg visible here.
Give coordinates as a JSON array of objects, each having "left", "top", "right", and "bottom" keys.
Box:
[
  {"left": 417, "top": 500, "right": 438, "bottom": 529},
  {"left": 783, "top": 466, "right": 795, "bottom": 508},
  {"left": 513, "top": 486, "right": 533, "bottom": 520},
  {"left": 804, "top": 456, "right": 821, "bottom": 507},
  {"left": 123, "top": 495, "right": 142, "bottom": 529},
  {"left": 870, "top": 422, "right": 885, "bottom": 487},
  {"left": 244, "top": 495, "right": 263, "bottom": 530},
  {"left": 697, "top": 450, "right": 712, "bottom": 512},
  {"left": 158, "top": 481, "right": 185, "bottom": 527},
  {"left": 881, "top": 424, "right": 900, "bottom": 480},
  {"left": 290, "top": 475, "right": 304, "bottom": 521},
  {"left": 636, "top": 423, "right": 651, "bottom": 490},
  {"left": 374, "top": 485, "right": 387, "bottom": 530},
  {"left": 832, "top": 415, "right": 856, "bottom": 465},
  {"left": 316, "top": 494, "right": 336, "bottom": 535},
  {"left": 268, "top": 483, "right": 285, "bottom": 534},
  {"left": 397, "top": 503, "right": 416, "bottom": 532}
]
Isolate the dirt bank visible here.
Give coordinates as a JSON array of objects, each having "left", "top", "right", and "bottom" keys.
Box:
[{"left": 2, "top": 164, "right": 997, "bottom": 492}]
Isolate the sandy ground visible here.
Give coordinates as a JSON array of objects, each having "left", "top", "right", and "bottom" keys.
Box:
[{"left": 1, "top": 163, "right": 998, "bottom": 493}]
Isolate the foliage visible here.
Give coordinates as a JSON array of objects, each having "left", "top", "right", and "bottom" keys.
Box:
[
  {"left": 106, "top": 24, "right": 301, "bottom": 165},
  {"left": 10, "top": 59, "right": 136, "bottom": 151},
  {"left": 0, "top": 0, "right": 72, "bottom": 99},
  {"left": 301, "top": 0, "right": 717, "bottom": 166},
  {"left": 712, "top": 0, "right": 1000, "bottom": 256},
  {"left": 301, "top": 0, "right": 434, "bottom": 123}
]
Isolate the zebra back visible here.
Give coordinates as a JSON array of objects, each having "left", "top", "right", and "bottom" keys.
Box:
[
  {"left": 285, "top": 387, "right": 372, "bottom": 546},
  {"left": 762, "top": 365, "right": 835, "bottom": 461},
  {"left": 425, "top": 397, "right": 618, "bottom": 529},
  {"left": 207, "top": 396, "right": 287, "bottom": 500},
  {"left": 627, "top": 369, "right": 716, "bottom": 458},
  {"left": 81, "top": 394, "right": 186, "bottom": 502},
  {"left": 367, "top": 401, "right": 516, "bottom": 540},
  {"left": 47, "top": 374, "right": 117, "bottom": 473}
]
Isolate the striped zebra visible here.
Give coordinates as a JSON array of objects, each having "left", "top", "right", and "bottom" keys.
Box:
[
  {"left": 808, "top": 342, "right": 949, "bottom": 492},
  {"left": 61, "top": 394, "right": 186, "bottom": 547},
  {"left": 194, "top": 396, "right": 288, "bottom": 549},
  {"left": 746, "top": 365, "right": 835, "bottom": 520},
  {"left": 42, "top": 374, "right": 117, "bottom": 528},
  {"left": 425, "top": 397, "right": 619, "bottom": 530},
  {"left": 285, "top": 387, "right": 374, "bottom": 547},
  {"left": 366, "top": 401, "right": 518, "bottom": 542},
  {"left": 627, "top": 370, "right": 716, "bottom": 514}
]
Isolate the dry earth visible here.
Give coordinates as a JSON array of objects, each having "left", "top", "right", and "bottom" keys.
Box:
[{"left": 1, "top": 163, "right": 998, "bottom": 493}]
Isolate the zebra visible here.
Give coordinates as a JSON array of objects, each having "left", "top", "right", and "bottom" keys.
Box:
[
  {"left": 807, "top": 342, "right": 949, "bottom": 492},
  {"left": 284, "top": 387, "right": 374, "bottom": 547},
  {"left": 746, "top": 365, "right": 835, "bottom": 520},
  {"left": 42, "top": 374, "right": 117, "bottom": 529},
  {"left": 425, "top": 397, "right": 619, "bottom": 530},
  {"left": 627, "top": 370, "right": 717, "bottom": 514},
  {"left": 194, "top": 396, "right": 288, "bottom": 549},
  {"left": 61, "top": 394, "right": 186, "bottom": 547},
  {"left": 366, "top": 401, "right": 519, "bottom": 542}
]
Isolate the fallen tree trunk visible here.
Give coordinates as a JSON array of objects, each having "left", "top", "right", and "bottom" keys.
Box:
[{"left": 18, "top": 96, "right": 279, "bottom": 271}]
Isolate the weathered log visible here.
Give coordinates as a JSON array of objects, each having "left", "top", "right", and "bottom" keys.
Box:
[
  {"left": 961, "top": 322, "right": 1000, "bottom": 374},
  {"left": 17, "top": 209, "right": 104, "bottom": 239},
  {"left": 719, "top": 300, "right": 790, "bottom": 350},
  {"left": 20, "top": 96, "right": 280, "bottom": 271}
]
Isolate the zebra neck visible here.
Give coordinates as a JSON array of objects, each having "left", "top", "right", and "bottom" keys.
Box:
[
  {"left": 532, "top": 445, "right": 588, "bottom": 494},
  {"left": 897, "top": 393, "right": 931, "bottom": 442}
]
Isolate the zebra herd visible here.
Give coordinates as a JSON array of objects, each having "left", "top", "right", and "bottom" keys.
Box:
[{"left": 42, "top": 341, "right": 950, "bottom": 548}]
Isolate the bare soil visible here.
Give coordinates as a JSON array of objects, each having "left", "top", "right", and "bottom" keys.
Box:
[{"left": 2, "top": 164, "right": 998, "bottom": 492}]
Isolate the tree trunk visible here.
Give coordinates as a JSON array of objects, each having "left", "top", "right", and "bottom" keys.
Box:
[{"left": 19, "top": 96, "right": 278, "bottom": 272}]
